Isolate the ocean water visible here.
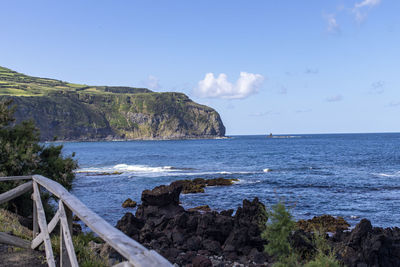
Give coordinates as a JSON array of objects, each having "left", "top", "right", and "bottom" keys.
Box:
[{"left": 58, "top": 134, "right": 400, "bottom": 228}]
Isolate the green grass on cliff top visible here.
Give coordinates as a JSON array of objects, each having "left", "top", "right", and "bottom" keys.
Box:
[{"left": 0, "top": 66, "right": 153, "bottom": 97}]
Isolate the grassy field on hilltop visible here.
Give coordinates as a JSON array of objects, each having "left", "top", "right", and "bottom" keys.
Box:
[{"left": 0, "top": 66, "right": 151, "bottom": 96}]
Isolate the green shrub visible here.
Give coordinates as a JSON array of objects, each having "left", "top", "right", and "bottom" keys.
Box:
[
  {"left": 262, "top": 201, "right": 341, "bottom": 267},
  {"left": 0, "top": 99, "right": 77, "bottom": 217},
  {"left": 52, "top": 232, "right": 108, "bottom": 267},
  {"left": 262, "top": 201, "right": 301, "bottom": 266},
  {"left": 304, "top": 230, "right": 340, "bottom": 267}
]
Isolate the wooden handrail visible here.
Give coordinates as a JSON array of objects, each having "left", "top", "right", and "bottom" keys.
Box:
[
  {"left": 0, "top": 175, "right": 172, "bottom": 267},
  {"left": 0, "top": 176, "right": 32, "bottom": 182},
  {"left": 0, "top": 181, "right": 33, "bottom": 205}
]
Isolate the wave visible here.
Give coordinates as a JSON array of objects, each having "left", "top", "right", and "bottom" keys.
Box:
[
  {"left": 76, "top": 164, "right": 259, "bottom": 177},
  {"left": 77, "top": 164, "right": 181, "bottom": 174},
  {"left": 235, "top": 179, "right": 262, "bottom": 185},
  {"left": 373, "top": 171, "right": 400, "bottom": 178}
]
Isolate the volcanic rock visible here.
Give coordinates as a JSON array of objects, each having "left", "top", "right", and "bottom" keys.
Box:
[
  {"left": 116, "top": 183, "right": 269, "bottom": 266},
  {"left": 122, "top": 198, "right": 137, "bottom": 208},
  {"left": 170, "top": 177, "right": 239, "bottom": 194},
  {"left": 297, "top": 214, "right": 350, "bottom": 233}
]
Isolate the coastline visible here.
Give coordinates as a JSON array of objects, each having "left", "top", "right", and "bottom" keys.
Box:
[
  {"left": 44, "top": 135, "right": 230, "bottom": 143},
  {"left": 112, "top": 180, "right": 400, "bottom": 266}
]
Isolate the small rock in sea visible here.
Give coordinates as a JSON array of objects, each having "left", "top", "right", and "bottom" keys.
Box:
[
  {"left": 170, "top": 177, "right": 239, "bottom": 194},
  {"left": 122, "top": 198, "right": 137, "bottom": 208},
  {"left": 188, "top": 205, "right": 211, "bottom": 212}
]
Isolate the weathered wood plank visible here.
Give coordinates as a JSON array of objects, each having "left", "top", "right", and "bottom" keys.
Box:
[
  {"left": 0, "top": 176, "right": 32, "bottom": 181},
  {"left": 33, "top": 181, "right": 56, "bottom": 267},
  {"left": 31, "top": 209, "right": 60, "bottom": 249},
  {"left": 113, "top": 261, "right": 134, "bottom": 267},
  {"left": 0, "top": 181, "right": 33, "bottom": 205},
  {"left": 33, "top": 175, "right": 172, "bottom": 267},
  {"left": 59, "top": 201, "right": 78, "bottom": 267},
  {"left": 32, "top": 193, "right": 39, "bottom": 239},
  {"left": 0, "top": 232, "right": 31, "bottom": 249}
]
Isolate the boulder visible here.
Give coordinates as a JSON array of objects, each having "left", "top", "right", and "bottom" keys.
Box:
[
  {"left": 141, "top": 184, "right": 182, "bottom": 206},
  {"left": 116, "top": 212, "right": 144, "bottom": 240},
  {"left": 122, "top": 198, "right": 137, "bottom": 208},
  {"left": 192, "top": 255, "right": 212, "bottom": 267},
  {"left": 333, "top": 219, "right": 400, "bottom": 267},
  {"left": 170, "top": 177, "right": 238, "bottom": 194}
]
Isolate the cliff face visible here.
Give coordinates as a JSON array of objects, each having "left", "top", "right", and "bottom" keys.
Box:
[{"left": 0, "top": 66, "right": 225, "bottom": 141}]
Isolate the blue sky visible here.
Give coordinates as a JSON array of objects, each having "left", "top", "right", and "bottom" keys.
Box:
[{"left": 1, "top": 0, "right": 399, "bottom": 135}]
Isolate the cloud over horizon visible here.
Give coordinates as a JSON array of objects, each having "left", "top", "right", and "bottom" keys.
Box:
[{"left": 194, "top": 72, "right": 264, "bottom": 99}]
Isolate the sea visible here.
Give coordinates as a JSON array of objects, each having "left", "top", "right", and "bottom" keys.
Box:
[{"left": 58, "top": 133, "right": 400, "bottom": 228}]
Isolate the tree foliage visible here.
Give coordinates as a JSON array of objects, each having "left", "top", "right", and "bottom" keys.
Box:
[
  {"left": 262, "top": 201, "right": 300, "bottom": 266},
  {"left": 262, "top": 201, "right": 341, "bottom": 267},
  {"left": 0, "top": 99, "right": 77, "bottom": 216}
]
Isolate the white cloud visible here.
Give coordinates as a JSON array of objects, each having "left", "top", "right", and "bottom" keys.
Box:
[
  {"left": 326, "top": 94, "right": 343, "bottom": 102},
  {"left": 324, "top": 13, "right": 339, "bottom": 33},
  {"left": 146, "top": 75, "right": 161, "bottom": 90},
  {"left": 194, "top": 72, "right": 264, "bottom": 99},
  {"left": 355, "top": 0, "right": 381, "bottom": 9},
  {"left": 353, "top": 0, "right": 381, "bottom": 22}
]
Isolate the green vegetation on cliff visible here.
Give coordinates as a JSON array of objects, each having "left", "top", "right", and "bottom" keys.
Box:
[{"left": 0, "top": 66, "right": 225, "bottom": 140}]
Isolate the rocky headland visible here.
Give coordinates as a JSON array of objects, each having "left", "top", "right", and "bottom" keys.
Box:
[
  {"left": 115, "top": 182, "right": 400, "bottom": 266},
  {"left": 0, "top": 66, "right": 225, "bottom": 141}
]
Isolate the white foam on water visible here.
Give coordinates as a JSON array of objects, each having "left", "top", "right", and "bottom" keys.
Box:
[
  {"left": 77, "top": 164, "right": 258, "bottom": 177},
  {"left": 77, "top": 164, "right": 180, "bottom": 174},
  {"left": 235, "top": 179, "right": 262, "bottom": 185},
  {"left": 373, "top": 171, "right": 400, "bottom": 178}
]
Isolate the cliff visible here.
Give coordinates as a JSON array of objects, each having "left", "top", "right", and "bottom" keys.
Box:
[{"left": 0, "top": 66, "right": 225, "bottom": 141}]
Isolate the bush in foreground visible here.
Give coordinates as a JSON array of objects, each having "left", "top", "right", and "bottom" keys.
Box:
[
  {"left": 262, "top": 201, "right": 340, "bottom": 267},
  {"left": 0, "top": 99, "right": 77, "bottom": 216}
]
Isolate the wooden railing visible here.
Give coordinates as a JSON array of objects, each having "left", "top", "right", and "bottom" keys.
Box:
[{"left": 0, "top": 175, "right": 172, "bottom": 267}]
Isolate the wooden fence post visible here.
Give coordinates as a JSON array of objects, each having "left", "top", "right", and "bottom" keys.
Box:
[
  {"left": 60, "top": 202, "right": 74, "bottom": 267},
  {"left": 32, "top": 192, "right": 38, "bottom": 239}
]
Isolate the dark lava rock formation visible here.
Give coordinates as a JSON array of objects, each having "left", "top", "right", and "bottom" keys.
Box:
[
  {"left": 115, "top": 183, "right": 400, "bottom": 266},
  {"left": 332, "top": 219, "right": 400, "bottom": 267},
  {"left": 297, "top": 214, "right": 350, "bottom": 233},
  {"left": 116, "top": 183, "right": 269, "bottom": 266},
  {"left": 170, "top": 178, "right": 239, "bottom": 194}
]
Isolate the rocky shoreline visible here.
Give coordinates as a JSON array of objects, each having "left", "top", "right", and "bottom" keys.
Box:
[{"left": 113, "top": 181, "right": 400, "bottom": 267}]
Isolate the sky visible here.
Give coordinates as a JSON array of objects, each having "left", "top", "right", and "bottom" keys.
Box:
[{"left": 1, "top": 0, "right": 399, "bottom": 135}]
